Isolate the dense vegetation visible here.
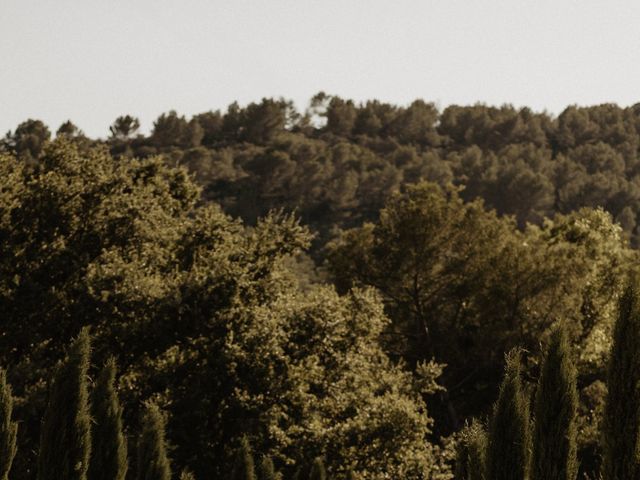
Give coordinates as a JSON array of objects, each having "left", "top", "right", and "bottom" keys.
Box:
[{"left": 1, "top": 94, "right": 640, "bottom": 479}]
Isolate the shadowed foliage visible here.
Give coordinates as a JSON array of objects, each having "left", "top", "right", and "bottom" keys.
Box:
[
  {"left": 4, "top": 96, "right": 640, "bottom": 479},
  {"left": 455, "top": 420, "right": 487, "bottom": 480},
  {"left": 89, "top": 357, "right": 128, "bottom": 480},
  {"left": 309, "top": 457, "right": 327, "bottom": 480},
  {"left": 532, "top": 326, "right": 578, "bottom": 480},
  {"left": 136, "top": 403, "right": 171, "bottom": 480},
  {"left": 232, "top": 437, "right": 256, "bottom": 480},
  {"left": 258, "top": 456, "right": 281, "bottom": 480},
  {"left": 37, "top": 328, "right": 92, "bottom": 480},
  {"left": 486, "top": 349, "right": 531, "bottom": 480},
  {"left": 602, "top": 279, "right": 640, "bottom": 480},
  {"left": 0, "top": 368, "right": 17, "bottom": 480}
]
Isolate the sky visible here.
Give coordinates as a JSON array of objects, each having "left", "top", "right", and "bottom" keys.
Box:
[{"left": 2, "top": 0, "right": 640, "bottom": 138}]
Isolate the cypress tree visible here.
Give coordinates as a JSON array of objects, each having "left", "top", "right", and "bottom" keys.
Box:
[
  {"left": 602, "top": 280, "right": 640, "bottom": 480},
  {"left": 455, "top": 420, "right": 487, "bottom": 480},
  {"left": 291, "top": 458, "right": 312, "bottom": 480},
  {"left": 258, "top": 455, "right": 280, "bottom": 480},
  {"left": 291, "top": 465, "right": 304, "bottom": 480},
  {"left": 309, "top": 457, "right": 326, "bottom": 480},
  {"left": 0, "top": 368, "right": 17, "bottom": 480},
  {"left": 37, "top": 327, "right": 92, "bottom": 480},
  {"left": 232, "top": 436, "right": 256, "bottom": 480},
  {"left": 179, "top": 470, "right": 195, "bottom": 480},
  {"left": 531, "top": 326, "right": 578, "bottom": 480},
  {"left": 88, "top": 357, "right": 128, "bottom": 480},
  {"left": 136, "top": 403, "right": 171, "bottom": 480},
  {"left": 486, "top": 349, "right": 531, "bottom": 480}
]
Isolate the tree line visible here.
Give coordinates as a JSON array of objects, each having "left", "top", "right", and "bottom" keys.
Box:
[
  {"left": 0, "top": 143, "right": 447, "bottom": 479},
  {"left": 456, "top": 278, "right": 640, "bottom": 480},
  {"left": 0, "top": 328, "right": 339, "bottom": 480},
  {"left": 5, "top": 95, "right": 640, "bottom": 249},
  {"left": 4, "top": 272, "right": 640, "bottom": 479},
  {"left": 2, "top": 96, "right": 640, "bottom": 478}
]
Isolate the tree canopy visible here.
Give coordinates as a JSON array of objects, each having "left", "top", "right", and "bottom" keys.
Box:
[{"left": 4, "top": 94, "right": 640, "bottom": 479}]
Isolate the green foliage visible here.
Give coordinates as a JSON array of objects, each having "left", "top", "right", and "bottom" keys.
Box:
[
  {"left": 309, "top": 457, "right": 327, "bottom": 480},
  {"left": 455, "top": 421, "right": 487, "bottom": 480},
  {"left": 2, "top": 118, "right": 51, "bottom": 162},
  {"left": 258, "top": 456, "right": 280, "bottom": 480},
  {"left": 486, "top": 350, "right": 531, "bottom": 480},
  {"left": 37, "top": 327, "right": 92, "bottom": 480},
  {"left": 136, "top": 403, "right": 171, "bottom": 480},
  {"left": 56, "top": 120, "right": 83, "bottom": 139},
  {"left": 292, "top": 466, "right": 304, "bottom": 480},
  {"left": 12, "top": 97, "right": 640, "bottom": 248},
  {"left": 328, "top": 181, "right": 516, "bottom": 361},
  {"left": 0, "top": 368, "right": 17, "bottom": 480},
  {"left": 151, "top": 110, "right": 203, "bottom": 149},
  {"left": 89, "top": 358, "right": 128, "bottom": 480},
  {"left": 232, "top": 437, "right": 256, "bottom": 480},
  {"left": 241, "top": 98, "right": 289, "bottom": 143},
  {"left": 193, "top": 111, "right": 223, "bottom": 145},
  {"left": 326, "top": 96, "right": 357, "bottom": 136},
  {"left": 531, "top": 326, "right": 578, "bottom": 480},
  {"left": 179, "top": 470, "right": 196, "bottom": 480},
  {"left": 602, "top": 279, "right": 640, "bottom": 480},
  {"left": 109, "top": 115, "right": 140, "bottom": 140},
  {"left": 5, "top": 96, "right": 640, "bottom": 479},
  {"left": 96, "top": 97, "right": 640, "bottom": 257},
  {"left": 327, "top": 180, "right": 630, "bottom": 442},
  {"left": 0, "top": 140, "right": 201, "bottom": 360},
  {"left": 0, "top": 141, "right": 445, "bottom": 478},
  {"left": 161, "top": 282, "right": 443, "bottom": 478}
]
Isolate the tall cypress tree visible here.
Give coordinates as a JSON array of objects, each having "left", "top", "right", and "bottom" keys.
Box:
[
  {"left": 602, "top": 280, "right": 640, "bottom": 480},
  {"left": 88, "top": 357, "right": 128, "bottom": 480},
  {"left": 37, "top": 327, "right": 92, "bottom": 480},
  {"left": 531, "top": 326, "right": 578, "bottom": 480},
  {"left": 455, "top": 420, "right": 487, "bottom": 480},
  {"left": 179, "top": 469, "right": 195, "bottom": 480},
  {"left": 486, "top": 349, "right": 531, "bottom": 480},
  {"left": 258, "top": 455, "right": 280, "bottom": 480},
  {"left": 232, "top": 437, "right": 256, "bottom": 480},
  {"left": 292, "top": 465, "right": 304, "bottom": 480},
  {"left": 309, "top": 457, "right": 326, "bottom": 480},
  {"left": 136, "top": 403, "right": 171, "bottom": 480},
  {"left": 0, "top": 368, "right": 17, "bottom": 480}
]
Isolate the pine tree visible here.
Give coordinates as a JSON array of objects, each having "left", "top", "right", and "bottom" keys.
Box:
[
  {"left": 309, "top": 457, "right": 326, "bottom": 480},
  {"left": 602, "top": 280, "right": 640, "bottom": 480},
  {"left": 37, "top": 328, "right": 92, "bottom": 480},
  {"left": 136, "top": 403, "right": 171, "bottom": 480},
  {"left": 88, "top": 357, "right": 128, "bottom": 480},
  {"left": 232, "top": 436, "right": 256, "bottom": 480},
  {"left": 531, "top": 326, "right": 578, "bottom": 480},
  {"left": 486, "top": 349, "right": 531, "bottom": 480},
  {"left": 258, "top": 455, "right": 280, "bottom": 480},
  {"left": 455, "top": 420, "right": 487, "bottom": 480},
  {"left": 0, "top": 368, "right": 17, "bottom": 480}
]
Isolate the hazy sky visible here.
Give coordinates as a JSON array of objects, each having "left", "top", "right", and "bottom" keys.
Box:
[{"left": 2, "top": 1, "right": 640, "bottom": 138}]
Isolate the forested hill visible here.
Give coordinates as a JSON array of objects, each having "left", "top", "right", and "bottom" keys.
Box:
[
  {"left": 2, "top": 95, "right": 640, "bottom": 479},
  {"left": 5, "top": 94, "right": 640, "bottom": 247}
]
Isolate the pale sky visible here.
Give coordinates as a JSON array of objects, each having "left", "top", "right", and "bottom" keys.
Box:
[{"left": 2, "top": 0, "right": 640, "bottom": 138}]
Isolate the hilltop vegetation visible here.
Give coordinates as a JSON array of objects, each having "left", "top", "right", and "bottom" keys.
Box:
[
  {"left": 7, "top": 94, "right": 640, "bottom": 246},
  {"left": 1, "top": 95, "right": 640, "bottom": 478}
]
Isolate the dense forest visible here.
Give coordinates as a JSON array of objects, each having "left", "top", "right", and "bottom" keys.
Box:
[{"left": 2, "top": 94, "right": 640, "bottom": 479}]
